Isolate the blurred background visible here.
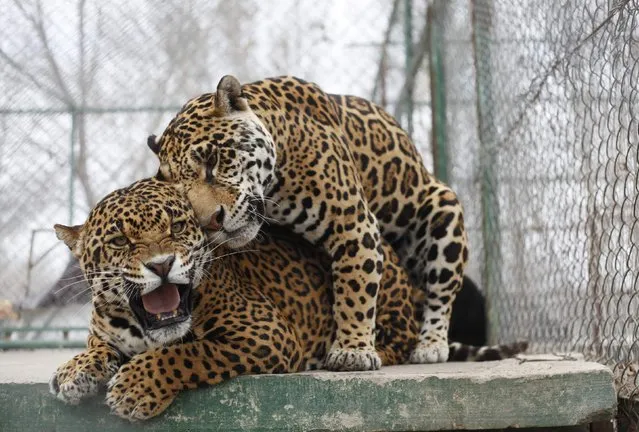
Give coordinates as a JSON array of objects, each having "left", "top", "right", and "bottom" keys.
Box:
[
  {"left": 1, "top": 0, "right": 639, "bottom": 419},
  {"left": 0, "top": 0, "right": 434, "bottom": 334}
]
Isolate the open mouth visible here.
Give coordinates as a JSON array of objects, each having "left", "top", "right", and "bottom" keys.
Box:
[{"left": 129, "top": 283, "right": 193, "bottom": 331}]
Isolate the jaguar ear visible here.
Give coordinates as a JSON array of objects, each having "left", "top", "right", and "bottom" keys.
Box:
[
  {"left": 147, "top": 134, "right": 161, "bottom": 155},
  {"left": 54, "top": 224, "right": 84, "bottom": 258},
  {"left": 214, "top": 75, "right": 249, "bottom": 115}
]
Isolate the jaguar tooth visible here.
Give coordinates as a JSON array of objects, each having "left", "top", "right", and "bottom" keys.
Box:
[{"left": 152, "top": 310, "right": 180, "bottom": 321}]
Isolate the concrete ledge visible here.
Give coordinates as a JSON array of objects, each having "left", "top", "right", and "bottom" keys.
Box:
[{"left": 0, "top": 350, "right": 616, "bottom": 431}]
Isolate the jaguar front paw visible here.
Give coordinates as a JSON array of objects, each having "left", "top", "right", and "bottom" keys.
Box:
[
  {"left": 50, "top": 352, "right": 119, "bottom": 405},
  {"left": 324, "top": 344, "right": 382, "bottom": 371},
  {"left": 50, "top": 369, "right": 101, "bottom": 405},
  {"left": 106, "top": 362, "right": 178, "bottom": 421}
]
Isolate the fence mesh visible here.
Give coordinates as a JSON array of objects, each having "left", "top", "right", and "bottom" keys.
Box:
[
  {"left": 2, "top": 0, "right": 639, "bottom": 419},
  {"left": 0, "top": 0, "right": 430, "bottom": 341},
  {"left": 434, "top": 0, "right": 639, "bottom": 414}
]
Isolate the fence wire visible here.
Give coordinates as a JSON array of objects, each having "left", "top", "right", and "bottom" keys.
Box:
[
  {"left": 434, "top": 0, "right": 639, "bottom": 415},
  {"left": 3, "top": 0, "right": 639, "bottom": 417},
  {"left": 0, "top": 0, "right": 429, "bottom": 341}
]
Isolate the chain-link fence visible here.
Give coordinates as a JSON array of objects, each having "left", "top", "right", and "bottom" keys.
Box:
[
  {"left": 432, "top": 0, "right": 639, "bottom": 423},
  {"left": 0, "top": 0, "right": 430, "bottom": 345},
  {"left": 3, "top": 0, "right": 639, "bottom": 420}
]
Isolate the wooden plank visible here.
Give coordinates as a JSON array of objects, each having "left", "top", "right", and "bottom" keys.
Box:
[{"left": 0, "top": 355, "right": 616, "bottom": 431}]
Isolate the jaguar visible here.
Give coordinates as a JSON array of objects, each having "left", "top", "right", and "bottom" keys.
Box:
[
  {"left": 50, "top": 178, "right": 525, "bottom": 421},
  {"left": 148, "top": 75, "right": 469, "bottom": 371}
]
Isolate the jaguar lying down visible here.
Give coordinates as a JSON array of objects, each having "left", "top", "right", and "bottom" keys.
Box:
[{"left": 50, "top": 178, "right": 526, "bottom": 421}]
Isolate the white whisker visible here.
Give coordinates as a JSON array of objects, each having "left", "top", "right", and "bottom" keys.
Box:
[
  {"left": 261, "top": 196, "right": 281, "bottom": 207},
  {"left": 202, "top": 249, "right": 259, "bottom": 264}
]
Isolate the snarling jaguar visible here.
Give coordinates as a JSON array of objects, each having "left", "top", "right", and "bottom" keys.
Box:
[{"left": 50, "top": 178, "right": 525, "bottom": 421}]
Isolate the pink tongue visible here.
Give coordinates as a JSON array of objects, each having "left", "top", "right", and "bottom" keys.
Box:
[{"left": 142, "top": 284, "right": 180, "bottom": 314}]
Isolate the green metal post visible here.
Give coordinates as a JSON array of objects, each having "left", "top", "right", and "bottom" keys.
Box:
[
  {"left": 428, "top": 2, "right": 449, "bottom": 184},
  {"left": 69, "top": 110, "right": 76, "bottom": 225},
  {"left": 472, "top": 1, "right": 501, "bottom": 344},
  {"left": 403, "top": 0, "right": 414, "bottom": 136}
]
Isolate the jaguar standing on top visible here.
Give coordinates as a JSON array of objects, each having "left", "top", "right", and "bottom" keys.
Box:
[{"left": 148, "top": 75, "right": 469, "bottom": 371}]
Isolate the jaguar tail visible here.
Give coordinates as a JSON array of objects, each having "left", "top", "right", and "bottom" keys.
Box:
[{"left": 448, "top": 340, "right": 528, "bottom": 362}]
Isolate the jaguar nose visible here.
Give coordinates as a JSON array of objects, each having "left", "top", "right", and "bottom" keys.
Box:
[
  {"left": 145, "top": 255, "right": 175, "bottom": 278},
  {"left": 206, "top": 207, "right": 225, "bottom": 231}
]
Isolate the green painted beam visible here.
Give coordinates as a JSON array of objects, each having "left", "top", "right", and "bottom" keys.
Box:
[
  {"left": 1, "top": 327, "right": 89, "bottom": 332},
  {"left": 0, "top": 326, "right": 89, "bottom": 349},
  {"left": 0, "top": 340, "right": 86, "bottom": 349},
  {"left": 0, "top": 352, "right": 616, "bottom": 432}
]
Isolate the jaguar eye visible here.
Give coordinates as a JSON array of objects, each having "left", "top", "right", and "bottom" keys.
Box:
[
  {"left": 109, "top": 236, "right": 128, "bottom": 248},
  {"left": 205, "top": 151, "right": 218, "bottom": 184},
  {"left": 171, "top": 221, "right": 186, "bottom": 234}
]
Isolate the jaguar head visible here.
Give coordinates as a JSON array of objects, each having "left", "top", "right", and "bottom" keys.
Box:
[
  {"left": 54, "top": 178, "right": 210, "bottom": 346},
  {"left": 149, "top": 75, "right": 276, "bottom": 249}
]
